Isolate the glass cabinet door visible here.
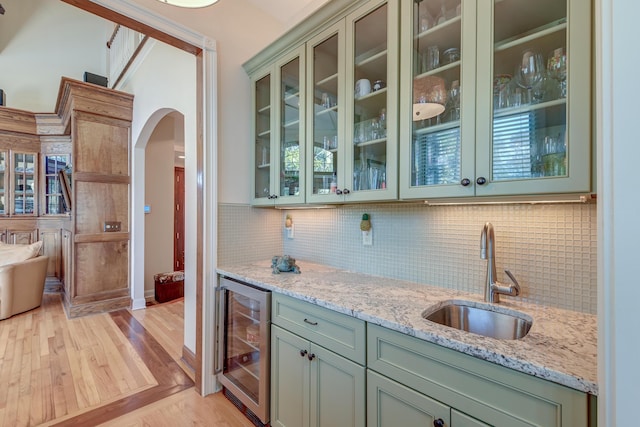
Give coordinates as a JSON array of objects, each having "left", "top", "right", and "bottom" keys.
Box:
[
  {"left": 44, "top": 155, "right": 71, "bottom": 214},
  {"left": 276, "top": 48, "right": 305, "bottom": 204},
  {"left": 475, "top": 0, "right": 591, "bottom": 196},
  {"left": 400, "top": 0, "right": 474, "bottom": 199},
  {"left": 0, "top": 151, "right": 6, "bottom": 215},
  {"left": 12, "top": 152, "right": 36, "bottom": 215},
  {"left": 491, "top": 0, "right": 568, "bottom": 181},
  {"left": 346, "top": 0, "right": 398, "bottom": 201},
  {"left": 307, "top": 24, "right": 344, "bottom": 203},
  {"left": 253, "top": 71, "right": 274, "bottom": 203}
]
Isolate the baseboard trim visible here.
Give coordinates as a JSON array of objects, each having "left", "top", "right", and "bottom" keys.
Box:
[
  {"left": 131, "top": 297, "right": 146, "bottom": 311},
  {"left": 182, "top": 345, "right": 196, "bottom": 374},
  {"left": 65, "top": 296, "right": 130, "bottom": 318}
]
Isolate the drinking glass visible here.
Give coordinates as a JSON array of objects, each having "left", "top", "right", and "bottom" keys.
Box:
[
  {"left": 448, "top": 80, "right": 460, "bottom": 120},
  {"left": 515, "top": 51, "right": 546, "bottom": 103},
  {"left": 547, "top": 49, "right": 567, "bottom": 98}
]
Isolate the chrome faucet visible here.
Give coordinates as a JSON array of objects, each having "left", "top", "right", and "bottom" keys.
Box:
[{"left": 480, "top": 222, "right": 520, "bottom": 303}]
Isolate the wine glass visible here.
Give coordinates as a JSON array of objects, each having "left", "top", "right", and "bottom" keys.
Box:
[
  {"left": 448, "top": 80, "right": 461, "bottom": 120},
  {"left": 515, "top": 50, "right": 546, "bottom": 103},
  {"left": 547, "top": 49, "right": 567, "bottom": 98}
]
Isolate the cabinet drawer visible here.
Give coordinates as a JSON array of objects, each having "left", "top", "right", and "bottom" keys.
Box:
[
  {"left": 272, "top": 293, "right": 366, "bottom": 365},
  {"left": 367, "top": 324, "right": 589, "bottom": 427}
]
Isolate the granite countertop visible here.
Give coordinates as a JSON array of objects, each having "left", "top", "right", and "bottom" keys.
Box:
[{"left": 217, "top": 260, "right": 598, "bottom": 395}]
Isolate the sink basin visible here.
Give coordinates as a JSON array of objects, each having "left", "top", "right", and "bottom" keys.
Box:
[{"left": 423, "top": 301, "right": 533, "bottom": 340}]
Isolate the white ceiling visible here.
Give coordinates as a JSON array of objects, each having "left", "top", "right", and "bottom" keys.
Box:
[{"left": 244, "top": 0, "right": 330, "bottom": 27}]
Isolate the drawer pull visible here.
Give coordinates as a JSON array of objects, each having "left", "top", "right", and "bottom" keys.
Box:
[{"left": 303, "top": 318, "right": 318, "bottom": 326}]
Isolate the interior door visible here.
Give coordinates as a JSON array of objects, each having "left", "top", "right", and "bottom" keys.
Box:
[{"left": 174, "top": 167, "right": 184, "bottom": 271}]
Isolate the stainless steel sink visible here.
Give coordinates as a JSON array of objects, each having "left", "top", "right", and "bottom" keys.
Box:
[{"left": 423, "top": 301, "right": 533, "bottom": 340}]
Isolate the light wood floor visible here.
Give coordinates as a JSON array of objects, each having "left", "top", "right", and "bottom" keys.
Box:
[{"left": 0, "top": 294, "right": 253, "bottom": 427}]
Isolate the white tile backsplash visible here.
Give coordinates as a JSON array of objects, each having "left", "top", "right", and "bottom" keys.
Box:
[{"left": 218, "top": 202, "right": 597, "bottom": 314}]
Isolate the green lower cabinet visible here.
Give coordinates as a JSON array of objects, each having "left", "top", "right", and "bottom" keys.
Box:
[
  {"left": 367, "top": 370, "right": 450, "bottom": 427},
  {"left": 367, "top": 324, "right": 591, "bottom": 427},
  {"left": 271, "top": 325, "right": 366, "bottom": 427},
  {"left": 271, "top": 325, "right": 308, "bottom": 427}
]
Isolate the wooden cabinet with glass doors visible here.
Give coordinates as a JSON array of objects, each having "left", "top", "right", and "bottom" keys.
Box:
[
  {"left": 399, "top": 0, "right": 592, "bottom": 200},
  {"left": 0, "top": 151, "right": 5, "bottom": 215},
  {"left": 251, "top": 47, "right": 306, "bottom": 206},
  {"left": 0, "top": 150, "right": 38, "bottom": 216},
  {"left": 42, "top": 154, "right": 72, "bottom": 215},
  {"left": 306, "top": 0, "right": 398, "bottom": 204}
]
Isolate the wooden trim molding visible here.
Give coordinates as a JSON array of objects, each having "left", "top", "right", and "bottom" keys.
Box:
[
  {"left": 182, "top": 345, "right": 197, "bottom": 373},
  {"left": 61, "top": 0, "right": 203, "bottom": 55},
  {"left": 0, "top": 107, "right": 38, "bottom": 134}
]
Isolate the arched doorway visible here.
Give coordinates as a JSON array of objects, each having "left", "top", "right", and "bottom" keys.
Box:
[{"left": 142, "top": 112, "right": 185, "bottom": 301}]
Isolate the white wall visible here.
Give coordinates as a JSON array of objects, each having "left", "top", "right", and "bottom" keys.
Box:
[
  {"left": 144, "top": 114, "right": 179, "bottom": 293},
  {"left": 119, "top": 40, "right": 197, "bottom": 351},
  {"left": 124, "top": 0, "right": 287, "bottom": 204},
  {"left": 0, "top": 0, "right": 109, "bottom": 111},
  {"left": 197, "top": 3, "right": 285, "bottom": 204}
]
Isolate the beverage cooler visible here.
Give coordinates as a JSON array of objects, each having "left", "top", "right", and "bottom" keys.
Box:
[{"left": 216, "top": 277, "right": 271, "bottom": 425}]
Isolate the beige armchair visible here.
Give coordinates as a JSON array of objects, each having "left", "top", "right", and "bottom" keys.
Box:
[{"left": 0, "top": 255, "right": 49, "bottom": 320}]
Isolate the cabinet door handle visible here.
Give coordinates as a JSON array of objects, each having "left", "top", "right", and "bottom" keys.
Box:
[
  {"left": 342, "top": 188, "right": 350, "bottom": 194},
  {"left": 307, "top": 353, "right": 316, "bottom": 361},
  {"left": 460, "top": 178, "right": 471, "bottom": 187},
  {"left": 336, "top": 189, "right": 343, "bottom": 195},
  {"left": 303, "top": 318, "right": 318, "bottom": 326},
  {"left": 433, "top": 419, "right": 445, "bottom": 427},
  {"left": 299, "top": 349, "right": 308, "bottom": 357},
  {"left": 476, "top": 176, "right": 487, "bottom": 185}
]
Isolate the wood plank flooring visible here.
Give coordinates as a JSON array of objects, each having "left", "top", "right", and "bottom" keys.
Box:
[{"left": 0, "top": 294, "right": 252, "bottom": 427}]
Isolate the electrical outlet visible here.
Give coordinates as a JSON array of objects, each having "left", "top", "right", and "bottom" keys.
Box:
[
  {"left": 362, "top": 230, "right": 373, "bottom": 246},
  {"left": 104, "top": 221, "right": 121, "bottom": 232}
]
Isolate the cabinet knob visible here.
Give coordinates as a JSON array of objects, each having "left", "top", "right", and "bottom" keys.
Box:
[
  {"left": 299, "top": 349, "right": 308, "bottom": 358},
  {"left": 460, "top": 178, "right": 471, "bottom": 187},
  {"left": 433, "top": 419, "right": 445, "bottom": 427},
  {"left": 336, "top": 189, "right": 343, "bottom": 195},
  {"left": 476, "top": 177, "right": 487, "bottom": 186},
  {"left": 342, "top": 188, "right": 350, "bottom": 194},
  {"left": 307, "top": 353, "right": 316, "bottom": 361}
]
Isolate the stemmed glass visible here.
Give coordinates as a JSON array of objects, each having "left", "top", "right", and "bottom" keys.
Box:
[
  {"left": 547, "top": 49, "right": 567, "bottom": 98},
  {"left": 448, "top": 80, "right": 461, "bottom": 121},
  {"left": 515, "top": 50, "right": 546, "bottom": 103}
]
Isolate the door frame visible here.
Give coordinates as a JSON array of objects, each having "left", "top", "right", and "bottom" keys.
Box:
[{"left": 62, "top": 0, "right": 218, "bottom": 396}]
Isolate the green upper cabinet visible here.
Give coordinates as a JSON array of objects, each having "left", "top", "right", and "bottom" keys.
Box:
[
  {"left": 251, "top": 46, "right": 306, "bottom": 206},
  {"left": 306, "top": 22, "right": 345, "bottom": 204},
  {"left": 399, "top": 0, "right": 592, "bottom": 200},
  {"left": 307, "top": 0, "right": 399, "bottom": 203}
]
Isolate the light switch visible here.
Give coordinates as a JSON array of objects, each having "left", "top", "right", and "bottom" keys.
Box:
[{"left": 104, "top": 221, "right": 121, "bottom": 232}]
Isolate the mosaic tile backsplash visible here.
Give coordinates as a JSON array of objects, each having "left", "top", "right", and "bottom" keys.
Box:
[{"left": 218, "top": 202, "right": 597, "bottom": 314}]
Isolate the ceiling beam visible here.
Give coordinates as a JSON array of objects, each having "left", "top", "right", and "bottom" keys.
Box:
[{"left": 61, "top": 0, "right": 202, "bottom": 55}]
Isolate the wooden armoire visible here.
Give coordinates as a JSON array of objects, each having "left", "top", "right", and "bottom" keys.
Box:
[{"left": 0, "top": 77, "right": 134, "bottom": 317}]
